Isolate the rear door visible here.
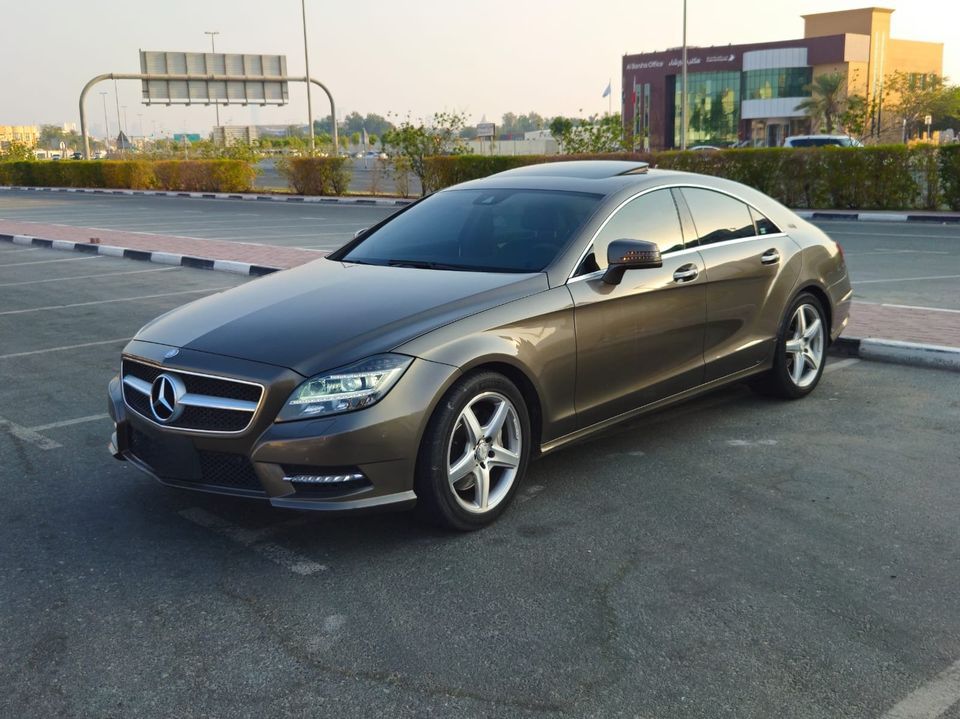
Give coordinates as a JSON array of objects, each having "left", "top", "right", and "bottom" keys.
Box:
[
  {"left": 567, "top": 188, "right": 706, "bottom": 428},
  {"left": 676, "top": 187, "right": 801, "bottom": 381}
]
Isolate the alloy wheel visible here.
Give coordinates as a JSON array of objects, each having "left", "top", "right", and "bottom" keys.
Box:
[
  {"left": 446, "top": 391, "right": 522, "bottom": 514},
  {"left": 784, "top": 303, "right": 824, "bottom": 388}
]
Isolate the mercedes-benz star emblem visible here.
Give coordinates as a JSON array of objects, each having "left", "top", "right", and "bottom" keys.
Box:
[{"left": 150, "top": 373, "right": 186, "bottom": 424}]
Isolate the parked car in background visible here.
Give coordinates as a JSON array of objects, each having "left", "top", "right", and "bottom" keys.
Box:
[
  {"left": 689, "top": 145, "right": 721, "bottom": 151},
  {"left": 108, "top": 161, "right": 851, "bottom": 530},
  {"left": 783, "top": 135, "right": 863, "bottom": 148},
  {"left": 71, "top": 151, "right": 84, "bottom": 160}
]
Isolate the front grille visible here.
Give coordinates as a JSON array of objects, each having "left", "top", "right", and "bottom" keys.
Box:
[
  {"left": 128, "top": 427, "right": 169, "bottom": 473},
  {"left": 198, "top": 451, "right": 264, "bottom": 490},
  {"left": 128, "top": 427, "right": 263, "bottom": 492},
  {"left": 122, "top": 358, "right": 263, "bottom": 433}
]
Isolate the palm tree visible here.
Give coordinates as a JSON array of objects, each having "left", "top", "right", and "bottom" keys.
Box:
[{"left": 795, "top": 73, "right": 847, "bottom": 133}]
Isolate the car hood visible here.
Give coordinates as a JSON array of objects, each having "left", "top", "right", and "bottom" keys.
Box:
[{"left": 135, "top": 259, "right": 548, "bottom": 377}]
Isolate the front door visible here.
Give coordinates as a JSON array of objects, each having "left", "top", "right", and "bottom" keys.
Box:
[{"left": 567, "top": 189, "right": 707, "bottom": 429}]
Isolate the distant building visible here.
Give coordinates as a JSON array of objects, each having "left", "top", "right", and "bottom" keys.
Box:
[
  {"left": 0, "top": 125, "right": 40, "bottom": 149},
  {"left": 212, "top": 125, "right": 259, "bottom": 145},
  {"left": 622, "top": 7, "right": 943, "bottom": 149}
]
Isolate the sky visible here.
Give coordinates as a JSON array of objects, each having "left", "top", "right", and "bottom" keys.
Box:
[{"left": 1, "top": 0, "right": 957, "bottom": 138}]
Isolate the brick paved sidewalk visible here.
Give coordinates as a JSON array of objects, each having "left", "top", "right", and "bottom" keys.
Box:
[
  {"left": 0, "top": 219, "right": 320, "bottom": 270},
  {"left": 846, "top": 301, "right": 960, "bottom": 348},
  {"left": 3, "top": 218, "right": 959, "bottom": 350}
]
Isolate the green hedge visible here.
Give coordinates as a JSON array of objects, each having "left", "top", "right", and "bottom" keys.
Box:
[
  {"left": 277, "top": 157, "right": 351, "bottom": 195},
  {"left": 940, "top": 145, "right": 960, "bottom": 211},
  {"left": 0, "top": 160, "right": 255, "bottom": 192},
  {"left": 416, "top": 146, "right": 956, "bottom": 210}
]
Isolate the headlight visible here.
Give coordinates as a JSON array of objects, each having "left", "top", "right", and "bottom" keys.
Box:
[{"left": 277, "top": 354, "right": 413, "bottom": 421}]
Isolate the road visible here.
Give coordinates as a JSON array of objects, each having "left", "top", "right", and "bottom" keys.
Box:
[
  {"left": 1, "top": 242, "right": 960, "bottom": 718},
  {"left": 1, "top": 190, "right": 959, "bottom": 309}
]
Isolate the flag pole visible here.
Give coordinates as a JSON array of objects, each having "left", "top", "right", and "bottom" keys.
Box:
[{"left": 681, "top": 0, "right": 688, "bottom": 150}]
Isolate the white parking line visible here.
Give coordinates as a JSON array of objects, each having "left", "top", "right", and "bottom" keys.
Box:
[
  {"left": 0, "top": 256, "right": 101, "bottom": 267},
  {"left": 178, "top": 507, "right": 326, "bottom": 576},
  {"left": 516, "top": 484, "right": 546, "bottom": 504},
  {"left": 30, "top": 414, "right": 110, "bottom": 431},
  {"left": 881, "top": 658, "right": 960, "bottom": 719},
  {"left": 824, "top": 358, "right": 861, "bottom": 373},
  {"left": 0, "top": 337, "right": 131, "bottom": 360},
  {"left": 0, "top": 287, "right": 228, "bottom": 316},
  {"left": 0, "top": 416, "right": 62, "bottom": 450},
  {"left": 855, "top": 301, "right": 960, "bottom": 314},
  {"left": 854, "top": 274, "right": 960, "bottom": 285},
  {"left": 821, "top": 230, "right": 960, "bottom": 239},
  {"left": 0, "top": 266, "right": 179, "bottom": 287},
  {"left": 0, "top": 247, "right": 41, "bottom": 254}
]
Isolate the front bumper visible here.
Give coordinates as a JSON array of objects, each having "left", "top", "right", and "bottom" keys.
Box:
[{"left": 108, "top": 340, "right": 460, "bottom": 513}]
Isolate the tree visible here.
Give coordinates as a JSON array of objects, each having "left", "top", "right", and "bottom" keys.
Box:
[
  {"left": 883, "top": 72, "right": 960, "bottom": 139},
  {"left": 795, "top": 72, "right": 847, "bottom": 133},
  {"left": 38, "top": 124, "right": 66, "bottom": 149},
  {"left": 554, "top": 114, "right": 623, "bottom": 154},
  {"left": 548, "top": 116, "right": 574, "bottom": 151},
  {"left": 0, "top": 141, "right": 34, "bottom": 161},
  {"left": 383, "top": 111, "right": 468, "bottom": 195}
]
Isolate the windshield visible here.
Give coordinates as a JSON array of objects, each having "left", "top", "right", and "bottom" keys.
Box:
[{"left": 335, "top": 188, "right": 603, "bottom": 273}]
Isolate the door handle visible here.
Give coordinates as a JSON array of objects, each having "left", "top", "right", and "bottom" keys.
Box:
[
  {"left": 673, "top": 264, "right": 699, "bottom": 283},
  {"left": 761, "top": 249, "right": 780, "bottom": 265}
]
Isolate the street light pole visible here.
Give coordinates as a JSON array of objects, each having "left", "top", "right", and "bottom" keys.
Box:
[
  {"left": 204, "top": 31, "right": 221, "bottom": 128},
  {"left": 99, "top": 91, "right": 110, "bottom": 149},
  {"left": 301, "top": 0, "right": 316, "bottom": 154},
  {"left": 681, "top": 0, "right": 688, "bottom": 151}
]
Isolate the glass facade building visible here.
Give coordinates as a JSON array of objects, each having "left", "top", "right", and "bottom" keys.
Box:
[
  {"left": 622, "top": 7, "right": 944, "bottom": 149},
  {"left": 743, "top": 67, "right": 813, "bottom": 100},
  {"left": 673, "top": 72, "right": 741, "bottom": 147}
]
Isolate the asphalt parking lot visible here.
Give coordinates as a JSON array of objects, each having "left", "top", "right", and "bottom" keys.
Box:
[
  {"left": 2, "top": 242, "right": 960, "bottom": 718},
  {"left": 1, "top": 190, "right": 959, "bottom": 309}
]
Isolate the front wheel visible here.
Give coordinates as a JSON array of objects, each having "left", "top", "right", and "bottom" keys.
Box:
[
  {"left": 415, "top": 372, "right": 531, "bottom": 531},
  {"left": 751, "top": 293, "right": 827, "bottom": 399}
]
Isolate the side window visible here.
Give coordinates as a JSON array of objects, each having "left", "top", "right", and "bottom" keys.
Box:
[
  {"left": 681, "top": 188, "right": 755, "bottom": 247},
  {"left": 584, "top": 190, "right": 685, "bottom": 272},
  {"left": 749, "top": 206, "right": 781, "bottom": 235}
]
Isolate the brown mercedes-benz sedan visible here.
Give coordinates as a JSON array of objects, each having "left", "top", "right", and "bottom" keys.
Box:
[{"left": 107, "top": 161, "right": 851, "bottom": 530}]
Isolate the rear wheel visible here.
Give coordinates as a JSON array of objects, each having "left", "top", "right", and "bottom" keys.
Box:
[
  {"left": 750, "top": 292, "right": 827, "bottom": 399},
  {"left": 415, "top": 372, "right": 530, "bottom": 530}
]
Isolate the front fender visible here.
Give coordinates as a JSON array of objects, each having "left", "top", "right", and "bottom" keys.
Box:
[{"left": 396, "top": 286, "right": 577, "bottom": 444}]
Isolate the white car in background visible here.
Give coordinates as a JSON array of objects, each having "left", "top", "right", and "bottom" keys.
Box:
[{"left": 783, "top": 135, "right": 863, "bottom": 148}]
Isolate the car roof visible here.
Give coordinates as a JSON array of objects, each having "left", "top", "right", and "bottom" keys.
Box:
[
  {"left": 449, "top": 161, "right": 733, "bottom": 198},
  {"left": 449, "top": 160, "right": 667, "bottom": 196}
]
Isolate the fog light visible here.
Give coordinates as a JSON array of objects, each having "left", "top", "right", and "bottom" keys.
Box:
[{"left": 284, "top": 473, "right": 365, "bottom": 484}]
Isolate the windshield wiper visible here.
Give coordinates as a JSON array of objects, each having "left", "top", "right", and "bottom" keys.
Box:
[{"left": 386, "top": 259, "right": 477, "bottom": 271}]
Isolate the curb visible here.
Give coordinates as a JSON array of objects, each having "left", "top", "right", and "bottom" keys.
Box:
[
  {"left": 831, "top": 336, "right": 960, "bottom": 372},
  {"left": 794, "top": 210, "right": 960, "bottom": 223},
  {"left": 0, "top": 185, "right": 414, "bottom": 208},
  {"left": 0, "top": 233, "right": 281, "bottom": 277}
]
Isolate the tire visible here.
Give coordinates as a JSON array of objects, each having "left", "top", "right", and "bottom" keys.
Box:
[
  {"left": 414, "top": 371, "right": 531, "bottom": 531},
  {"left": 750, "top": 292, "right": 828, "bottom": 400}
]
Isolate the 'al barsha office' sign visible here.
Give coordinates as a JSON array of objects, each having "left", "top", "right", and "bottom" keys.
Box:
[{"left": 626, "top": 53, "right": 737, "bottom": 71}]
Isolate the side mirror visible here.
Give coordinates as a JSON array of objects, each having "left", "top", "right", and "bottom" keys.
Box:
[
  {"left": 602, "top": 239, "right": 662, "bottom": 285},
  {"left": 353, "top": 228, "right": 369, "bottom": 239}
]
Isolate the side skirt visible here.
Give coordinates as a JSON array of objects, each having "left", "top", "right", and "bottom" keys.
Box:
[{"left": 539, "top": 364, "right": 768, "bottom": 455}]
